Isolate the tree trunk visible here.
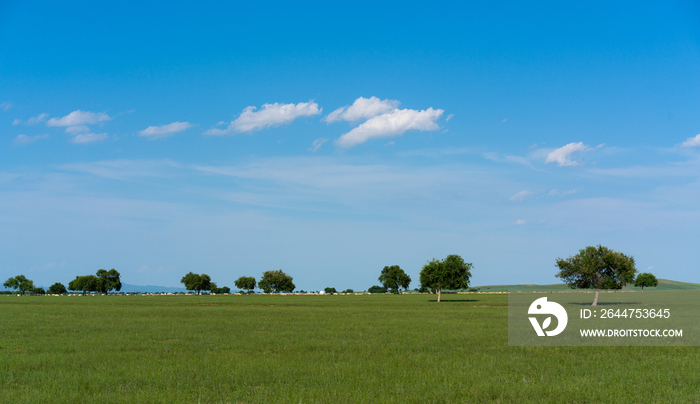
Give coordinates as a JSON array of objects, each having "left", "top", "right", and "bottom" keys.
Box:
[
  {"left": 641, "top": 286, "right": 644, "bottom": 292},
  {"left": 592, "top": 289, "right": 599, "bottom": 306},
  {"left": 437, "top": 288, "right": 441, "bottom": 302}
]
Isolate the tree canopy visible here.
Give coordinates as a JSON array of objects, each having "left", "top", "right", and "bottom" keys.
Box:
[
  {"left": 634, "top": 272, "right": 658, "bottom": 292},
  {"left": 258, "top": 270, "right": 295, "bottom": 293},
  {"left": 3, "top": 275, "right": 34, "bottom": 295},
  {"left": 234, "top": 276, "right": 257, "bottom": 293},
  {"left": 555, "top": 245, "right": 637, "bottom": 306},
  {"left": 368, "top": 285, "right": 388, "bottom": 293},
  {"left": 419, "top": 254, "right": 472, "bottom": 302},
  {"left": 68, "top": 269, "right": 122, "bottom": 295},
  {"left": 69, "top": 275, "right": 101, "bottom": 295},
  {"left": 48, "top": 282, "right": 68, "bottom": 294},
  {"left": 180, "top": 272, "right": 212, "bottom": 294},
  {"left": 96, "top": 269, "right": 122, "bottom": 293},
  {"left": 378, "top": 265, "right": 411, "bottom": 294}
]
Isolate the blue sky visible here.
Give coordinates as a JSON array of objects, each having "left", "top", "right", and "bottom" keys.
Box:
[{"left": 1, "top": 1, "right": 699, "bottom": 290}]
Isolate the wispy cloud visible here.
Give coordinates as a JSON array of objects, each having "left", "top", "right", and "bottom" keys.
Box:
[
  {"left": 206, "top": 101, "right": 321, "bottom": 135},
  {"left": 70, "top": 133, "right": 109, "bottom": 144},
  {"left": 13, "top": 113, "right": 48, "bottom": 125},
  {"left": 509, "top": 190, "right": 536, "bottom": 201},
  {"left": 13, "top": 134, "right": 49, "bottom": 146},
  {"left": 0, "top": 101, "right": 13, "bottom": 111},
  {"left": 336, "top": 107, "right": 443, "bottom": 148},
  {"left": 681, "top": 134, "right": 700, "bottom": 148},
  {"left": 544, "top": 142, "right": 602, "bottom": 166},
  {"left": 47, "top": 110, "right": 111, "bottom": 128},
  {"left": 59, "top": 159, "right": 180, "bottom": 180},
  {"left": 324, "top": 96, "right": 399, "bottom": 123},
  {"left": 139, "top": 121, "right": 194, "bottom": 140},
  {"left": 515, "top": 219, "right": 527, "bottom": 225},
  {"left": 308, "top": 137, "right": 328, "bottom": 152}
]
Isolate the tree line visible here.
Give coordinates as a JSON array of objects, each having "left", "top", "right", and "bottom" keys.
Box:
[{"left": 3, "top": 247, "right": 659, "bottom": 300}]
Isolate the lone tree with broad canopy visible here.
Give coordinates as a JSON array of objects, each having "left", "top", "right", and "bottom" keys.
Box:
[
  {"left": 234, "top": 276, "right": 257, "bottom": 293},
  {"left": 555, "top": 245, "right": 637, "bottom": 306},
  {"left": 419, "top": 255, "right": 473, "bottom": 302},
  {"left": 258, "top": 270, "right": 295, "bottom": 293},
  {"left": 378, "top": 265, "right": 411, "bottom": 294},
  {"left": 96, "top": 269, "right": 122, "bottom": 293},
  {"left": 180, "top": 272, "right": 212, "bottom": 294},
  {"left": 48, "top": 282, "right": 68, "bottom": 294},
  {"left": 3, "top": 275, "right": 34, "bottom": 295},
  {"left": 634, "top": 272, "right": 658, "bottom": 292}
]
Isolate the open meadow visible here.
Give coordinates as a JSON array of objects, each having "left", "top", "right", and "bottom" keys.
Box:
[{"left": 1, "top": 293, "right": 699, "bottom": 403}]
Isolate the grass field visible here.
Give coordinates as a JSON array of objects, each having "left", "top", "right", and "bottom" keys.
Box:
[
  {"left": 1, "top": 293, "right": 699, "bottom": 403},
  {"left": 475, "top": 278, "right": 700, "bottom": 292}
]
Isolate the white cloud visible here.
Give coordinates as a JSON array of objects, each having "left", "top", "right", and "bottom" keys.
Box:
[
  {"left": 1, "top": 101, "right": 13, "bottom": 111},
  {"left": 336, "top": 108, "right": 444, "bottom": 148},
  {"left": 206, "top": 101, "right": 321, "bottom": 135},
  {"left": 14, "top": 113, "right": 49, "bottom": 125},
  {"left": 65, "top": 125, "right": 90, "bottom": 133},
  {"left": 308, "top": 137, "right": 328, "bottom": 152},
  {"left": 515, "top": 219, "right": 527, "bottom": 225},
  {"left": 139, "top": 121, "right": 194, "bottom": 140},
  {"left": 545, "top": 142, "right": 590, "bottom": 166},
  {"left": 47, "top": 110, "right": 111, "bottom": 127},
  {"left": 510, "top": 190, "right": 536, "bottom": 201},
  {"left": 70, "top": 133, "right": 108, "bottom": 144},
  {"left": 681, "top": 134, "right": 700, "bottom": 148},
  {"left": 446, "top": 114, "right": 454, "bottom": 122},
  {"left": 324, "top": 96, "right": 400, "bottom": 123},
  {"left": 13, "top": 134, "right": 49, "bottom": 146}
]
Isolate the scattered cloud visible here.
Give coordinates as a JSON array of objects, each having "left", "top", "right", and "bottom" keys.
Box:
[
  {"left": 308, "top": 137, "right": 328, "bottom": 152},
  {"left": 139, "top": 121, "right": 194, "bottom": 140},
  {"left": 14, "top": 113, "right": 48, "bottom": 125},
  {"left": 549, "top": 188, "right": 579, "bottom": 196},
  {"left": 70, "top": 133, "right": 108, "bottom": 144},
  {"left": 545, "top": 142, "right": 600, "bottom": 166},
  {"left": 206, "top": 101, "right": 321, "bottom": 135},
  {"left": 65, "top": 125, "right": 90, "bottom": 133},
  {"left": 446, "top": 114, "right": 454, "bottom": 122},
  {"left": 13, "top": 134, "right": 49, "bottom": 146},
  {"left": 47, "top": 110, "right": 111, "bottom": 128},
  {"left": 1, "top": 101, "right": 13, "bottom": 111},
  {"left": 515, "top": 219, "right": 527, "bottom": 225},
  {"left": 681, "top": 134, "right": 700, "bottom": 148},
  {"left": 324, "top": 96, "right": 400, "bottom": 123},
  {"left": 336, "top": 108, "right": 444, "bottom": 148},
  {"left": 509, "top": 190, "right": 536, "bottom": 201}
]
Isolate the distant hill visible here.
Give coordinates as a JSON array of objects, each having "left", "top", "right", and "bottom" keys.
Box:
[{"left": 473, "top": 279, "right": 700, "bottom": 292}]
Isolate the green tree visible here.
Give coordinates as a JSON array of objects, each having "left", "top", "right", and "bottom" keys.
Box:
[
  {"left": 234, "top": 276, "right": 257, "bottom": 293},
  {"left": 555, "top": 245, "right": 637, "bottom": 306},
  {"left": 378, "top": 265, "right": 411, "bottom": 294},
  {"left": 180, "top": 272, "right": 212, "bottom": 294},
  {"left": 634, "top": 272, "right": 658, "bottom": 292},
  {"left": 48, "top": 282, "right": 68, "bottom": 294},
  {"left": 368, "top": 285, "right": 387, "bottom": 293},
  {"left": 258, "top": 270, "right": 295, "bottom": 293},
  {"left": 68, "top": 275, "right": 101, "bottom": 295},
  {"left": 3, "top": 275, "right": 35, "bottom": 295},
  {"left": 419, "top": 255, "right": 473, "bottom": 302},
  {"left": 33, "top": 287, "right": 46, "bottom": 295},
  {"left": 324, "top": 287, "right": 337, "bottom": 294},
  {"left": 96, "top": 269, "right": 122, "bottom": 294}
]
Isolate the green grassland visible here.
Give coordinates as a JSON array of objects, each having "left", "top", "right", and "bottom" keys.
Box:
[
  {"left": 1, "top": 293, "right": 699, "bottom": 403},
  {"left": 475, "top": 278, "right": 700, "bottom": 292}
]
